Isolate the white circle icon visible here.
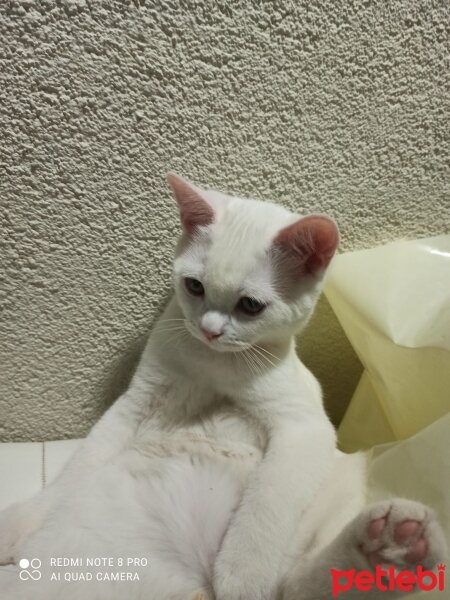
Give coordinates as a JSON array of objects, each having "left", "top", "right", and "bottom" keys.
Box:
[{"left": 19, "top": 559, "right": 29, "bottom": 569}]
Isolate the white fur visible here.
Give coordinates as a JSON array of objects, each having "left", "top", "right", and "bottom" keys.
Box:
[{"left": 0, "top": 179, "right": 445, "bottom": 600}]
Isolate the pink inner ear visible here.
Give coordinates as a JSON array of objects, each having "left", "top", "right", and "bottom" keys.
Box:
[
  {"left": 167, "top": 173, "right": 214, "bottom": 234},
  {"left": 274, "top": 215, "right": 339, "bottom": 275}
]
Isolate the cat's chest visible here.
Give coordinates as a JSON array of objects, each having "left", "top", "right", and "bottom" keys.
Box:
[
  {"left": 134, "top": 382, "right": 266, "bottom": 460},
  {"left": 184, "top": 403, "right": 267, "bottom": 451}
]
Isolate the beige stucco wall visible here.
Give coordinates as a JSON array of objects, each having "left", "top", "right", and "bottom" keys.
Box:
[{"left": 1, "top": 1, "right": 449, "bottom": 442}]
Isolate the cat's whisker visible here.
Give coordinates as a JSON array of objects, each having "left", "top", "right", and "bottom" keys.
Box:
[
  {"left": 155, "top": 320, "right": 188, "bottom": 331},
  {"left": 249, "top": 350, "right": 266, "bottom": 375},
  {"left": 240, "top": 349, "right": 257, "bottom": 377},
  {"left": 251, "top": 345, "right": 279, "bottom": 368},
  {"left": 158, "top": 328, "right": 189, "bottom": 351},
  {"left": 154, "top": 324, "right": 188, "bottom": 334},
  {"left": 245, "top": 346, "right": 270, "bottom": 372},
  {"left": 243, "top": 348, "right": 264, "bottom": 377},
  {"left": 248, "top": 355, "right": 261, "bottom": 378},
  {"left": 172, "top": 328, "right": 190, "bottom": 351},
  {"left": 155, "top": 329, "right": 187, "bottom": 339},
  {"left": 155, "top": 326, "right": 187, "bottom": 334},
  {"left": 253, "top": 344, "right": 280, "bottom": 363}
]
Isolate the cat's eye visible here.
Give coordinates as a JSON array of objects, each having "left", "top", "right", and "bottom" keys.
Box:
[
  {"left": 237, "top": 297, "right": 266, "bottom": 316},
  {"left": 184, "top": 277, "right": 205, "bottom": 297}
]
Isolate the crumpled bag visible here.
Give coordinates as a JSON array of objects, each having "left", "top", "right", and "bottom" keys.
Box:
[{"left": 325, "top": 235, "right": 450, "bottom": 599}]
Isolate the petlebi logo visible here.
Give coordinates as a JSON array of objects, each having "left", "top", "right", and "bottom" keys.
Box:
[
  {"left": 19, "top": 558, "right": 42, "bottom": 581},
  {"left": 331, "top": 564, "right": 446, "bottom": 596}
]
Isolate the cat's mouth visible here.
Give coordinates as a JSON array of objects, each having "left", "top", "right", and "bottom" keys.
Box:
[{"left": 184, "top": 321, "right": 250, "bottom": 353}]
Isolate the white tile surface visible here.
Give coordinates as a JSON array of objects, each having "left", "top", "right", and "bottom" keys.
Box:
[
  {"left": 43, "top": 439, "right": 82, "bottom": 486},
  {"left": 0, "top": 439, "right": 82, "bottom": 511},
  {"left": 0, "top": 443, "right": 43, "bottom": 511}
]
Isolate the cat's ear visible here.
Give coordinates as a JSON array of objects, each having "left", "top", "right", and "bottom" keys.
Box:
[
  {"left": 167, "top": 173, "right": 214, "bottom": 234},
  {"left": 273, "top": 215, "right": 339, "bottom": 275}
]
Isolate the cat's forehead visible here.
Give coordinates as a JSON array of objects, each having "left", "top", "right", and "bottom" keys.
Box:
[
  {"left": 209, "top": 196, "right": 292, "bottom": 262},
  {"left": 216, "top": 196, "right": 287, "bottom": 236},
  {"left": 175, "top": 195, "right": 297, "bottom": 295},
  {"left": 200, "top": 197, "right": 294, "bottom": 295}
]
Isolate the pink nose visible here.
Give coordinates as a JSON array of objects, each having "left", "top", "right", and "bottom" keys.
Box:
[{"left": 201, "top": 328, "right": 222, "bottom": 342}]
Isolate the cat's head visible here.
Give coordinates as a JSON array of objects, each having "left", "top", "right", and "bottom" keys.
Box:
[{"left": 168, "top": 173, "right": 339, "bottom": 352}]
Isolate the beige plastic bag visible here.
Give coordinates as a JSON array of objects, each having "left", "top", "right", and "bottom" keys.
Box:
[{"left": 325, "top": 235, "right": 450, "bottom": 598}]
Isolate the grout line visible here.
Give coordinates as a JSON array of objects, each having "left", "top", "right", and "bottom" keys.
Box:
[{"left": 42, "top": 442, "right": 46, "bottom": 489}]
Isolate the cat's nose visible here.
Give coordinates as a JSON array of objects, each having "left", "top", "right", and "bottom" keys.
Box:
[{"left": 200, "top": 327, "right": 222, "bottom": 342}]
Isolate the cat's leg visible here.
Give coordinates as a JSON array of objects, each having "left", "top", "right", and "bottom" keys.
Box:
[
  {"left": 214, "top": 415, "right": 336, "bottom": 599},
  {"left": 0, "top": 337, "right": 162, "bottom": 565},
  {"left": 213, "top": 359, "right": 337, "bottom": 600},
  {"left": 0, "top": 386, "right": 150, "bottom": 565},
  {"left": 283, "top": 498, "right": 447, "bottom": 600}
]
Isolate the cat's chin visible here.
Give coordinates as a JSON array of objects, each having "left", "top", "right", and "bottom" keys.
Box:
[
  {"left": 197, "top": 336, "right": 252, "bottom": 353},
  {"left": 207, "top": 343, "right": 248, "bottom": 353}
]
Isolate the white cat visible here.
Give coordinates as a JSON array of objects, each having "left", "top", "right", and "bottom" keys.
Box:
[{"left": 0, "top": 174, "right": 446, "bottom": 600}]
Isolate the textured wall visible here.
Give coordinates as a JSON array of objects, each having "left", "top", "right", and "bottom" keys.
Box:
[{"left": 1, "top": 0, "right": 449, "bottom": 442}]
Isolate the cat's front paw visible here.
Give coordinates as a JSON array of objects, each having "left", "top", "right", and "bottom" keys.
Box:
[
  {"left": 213, "top": 573, "right": 265, "bottom": 600},
  {"left": 189, "top": 590, "right": 215, "bottom": 600},
  {"left": 214, "top": 559, "right": 275, "bottom": 600},
  {"left": 353, "top": 498, "right": 447, "bottom": 571}
]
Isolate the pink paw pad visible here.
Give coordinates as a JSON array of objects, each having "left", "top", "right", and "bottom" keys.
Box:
[
  {"left": 393, "top": 519, "right": 428, "bottom": 563},
  {"left": 358, "top": 500, "right": 446, "bottom": 573},
  {"left": 394, "top": 520, "right": 421, "bottom": 544},
  {"left": 365, "top": 516, "right": 428, "bottom": 566},
  {"left": 367, "top": 517, "right": 387, "bottom": 540},
  {"left": 405, "top": 537, "right": 428, "bottom": 563}
]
